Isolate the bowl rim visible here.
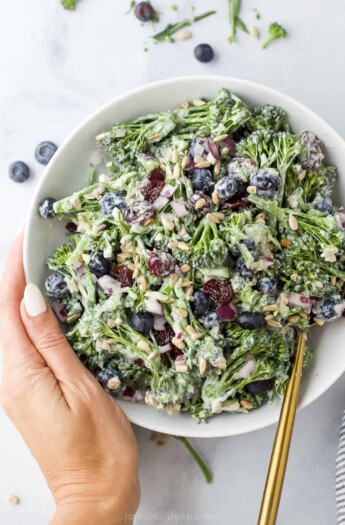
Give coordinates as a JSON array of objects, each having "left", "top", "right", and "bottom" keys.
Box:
[{"left": 24, "top": 75, "right": 345, "bottom": 438}]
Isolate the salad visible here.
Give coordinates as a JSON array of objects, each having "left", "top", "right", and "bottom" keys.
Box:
[{"left": 41, "top": 89, "right": 345, "bottom": 422}]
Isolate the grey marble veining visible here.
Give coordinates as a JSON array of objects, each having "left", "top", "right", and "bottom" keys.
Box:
[{"left": 0, "top": 1, "right": 345, "bottom": 523}]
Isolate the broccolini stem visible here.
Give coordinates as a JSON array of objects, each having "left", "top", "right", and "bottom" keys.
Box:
[{"left": 175, "top": 437, "right": 213, "bottom": 484}]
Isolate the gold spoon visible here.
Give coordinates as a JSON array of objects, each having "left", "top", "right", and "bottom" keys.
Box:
[{"left": 257, "top": 331, "right": 307, "bottom": 525}]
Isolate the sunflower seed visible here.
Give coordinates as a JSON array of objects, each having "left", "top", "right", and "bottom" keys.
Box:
[
  {"left": 182, "top": 156, "right": 189, "bottom": 169},
  {"left": 289, "top": 214, "right": 299, "bottom": 231},
  {"left": 193, "top": 99, "right": 206, "bottom": 107},
  {"left": 138, "top": 340, "right": 151, "bottom": 353}
]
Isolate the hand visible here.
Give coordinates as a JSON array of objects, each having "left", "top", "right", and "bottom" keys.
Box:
[{"left": 0, "top": 233, "right": 140, "bottom": 525}]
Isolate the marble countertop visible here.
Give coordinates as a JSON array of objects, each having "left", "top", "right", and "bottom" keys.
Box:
[{"left": 1, "top": 0, "right": 345, "bottom": 523}]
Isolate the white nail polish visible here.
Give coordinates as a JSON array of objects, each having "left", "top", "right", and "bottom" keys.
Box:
[{"left": 24, "top": 283, "right": 47, "bottom": 318}]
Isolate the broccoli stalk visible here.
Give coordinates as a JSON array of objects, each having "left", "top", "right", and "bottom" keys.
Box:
[
  {"left": 175, "top": 437, "right": 213, "bottom": 484},
  {"left": 152, "top": 11, "right": 216, "bottom": 43},
  {"left": 262, "top": 22, "right": 287, "bottom": 49}
]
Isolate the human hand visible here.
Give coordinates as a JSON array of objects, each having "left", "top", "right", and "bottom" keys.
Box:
[{"left": 0, "top": 233, "right": 140, "bottom": 525}]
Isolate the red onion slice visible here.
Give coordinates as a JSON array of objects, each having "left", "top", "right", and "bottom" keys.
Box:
[
  {"left": 207, "top": 138, "right": 220, "bottom": 161},
  {"left": 153, "top": 196, "right": 169, "bottom": 210},
  {"left": 98, "top": 275, "right": 122, "bottom": 295},
  {"left": 145, "top": 298, "right": 164, "bottom": 316},
  {"left": 51, "top": 301, "right": 68, "bottom": 322},
  {"left": 170, "top": 200, "right": 188, "bottom": 218},
  {"left": 158, "top": 343, "right": 172, "bottom": 354}
]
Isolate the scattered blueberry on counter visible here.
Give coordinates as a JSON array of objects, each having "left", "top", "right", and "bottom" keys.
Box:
[
  {"left": 194, "top": 44, "right": 214, "bottom": 63},
  {"left": 8, "top": 161, "right": 30, "bottom": 183},
  {"left": 134, "top": 2, "right": 155, "bottom": 22},
  {"left": 35, "top": 141, "right": 58, "bottom": 165}
]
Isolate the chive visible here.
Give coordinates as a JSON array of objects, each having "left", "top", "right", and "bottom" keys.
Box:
[
  {"left": 175, "top": 436, "right": 213, "bottom": 484},
  {"left": 152, "top": 10, "right": 216, "bottom": 43},
  {"left": 229, "top": 0, "right": 248, "bottom": 41},
  {"left": 194, "top": 10, "right": 217, "bottom": 23}
]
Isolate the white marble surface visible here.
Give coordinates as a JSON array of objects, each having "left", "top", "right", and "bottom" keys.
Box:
[{"left": 0, "top": 0, "right": 345, "bottom": 523}]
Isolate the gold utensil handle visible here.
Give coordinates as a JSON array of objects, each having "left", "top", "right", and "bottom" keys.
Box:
[{"left": 257, "top": 332, "right": 307, "bottom": 525}]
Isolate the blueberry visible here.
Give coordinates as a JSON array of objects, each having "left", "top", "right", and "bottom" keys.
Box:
[
  {"left": 89, "top": 253, "right": 112, "bottom": 277},
  {"left": 134, "top": 2, "right": 155, "bottom": 21},
  {"left": 237, "top": 258, "right": 254, "bottom": 278},
  {"left": 314, "top": 196, "right": 333, "bottom": 214},
  {"left": 312, "top": 297, "right": 345, "bottom": 321},
  {"left": 130, "top": 312, "right": 154, "bottom": 334},
  {"left": 215, "top": 176, "right": 238, "bottom": 200},
  {"left": 45, "top": 273, "right": 69, "bottom": 299},
  {"left": 256, "top": 277, "right": 278, "bottom": 295},
  {"left": 246, "top": 379, "right": 274, "bottom": 395},
  {"left": 97, "top": 368, "right": 121, "bottom": 393},
  {"left": 38, "top": 197, "right": 56, "bottom": 219},
  {"left": 250, "top": 168, "right": 280, "bottom": 198},
  {"left": 100, "top": 192, "right": 127, "bottom": 215},
  {"left": 194, "top": 44, "right": 215, "bottom": 63},
  {"left": 9, "top": 161, "right": 30, "bottom": 183},
  {"left": 202, "top": 311, "right": 221, "bottom": 330},
  {"left": 190, "top": 169, "right": 213, "bottom": 193},
  {"left": 237, "top": 311, "right": 265, "bottom": 330},
  {"left": 35, "top": 141, "right": 58, "bottom": 165},
  {"left": 241, "top": 237, "right": 256, "bottom": 251},
  {"left": 193, "top": 291, "right": 211, "bottom": 316}
]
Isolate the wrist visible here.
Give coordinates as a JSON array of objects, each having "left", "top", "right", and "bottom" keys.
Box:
[{"left": 51, "top": 500, "right": 134, "bottom": 525}]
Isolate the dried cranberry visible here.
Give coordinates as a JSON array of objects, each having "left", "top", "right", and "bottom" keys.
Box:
[
  {"left": 115, "top": 266, "right": 134, "bottom": 287},
  {"left": 148, "top": 251, "right": 176, "bottom": 277},
  {"left": 153, "top": 324, "right": 175, "bottom": 346},
  {"left": 135, "top": 359, "right": 145, "bottom": 367},
  {"left": 220, "top": 197, "right": 248, "bottom": 210},
  {"left": 141, "top": 179, "right": 165, "bottom": 203},
  {"left": 66, "top": 222, "right": 78, "bottom": 233},
  {"left": 203, "top": 279, "right": 233, "bottom": 305},
  {"left": 170, "top": 346, "right": 183, "bottom": 361},
  {"left": 123, "top": 201, "right": 154, "bottom": 225},
  {"left": 148, "top": 168, "right": 165, "bottom": 182}
]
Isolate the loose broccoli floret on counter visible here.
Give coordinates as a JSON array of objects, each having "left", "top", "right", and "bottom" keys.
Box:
[
  {"left": 61, "top": 0, "right": 77, "bottom": 9},
  {"left": 262, "top": 22, "right": 287, "bottom": 49}
]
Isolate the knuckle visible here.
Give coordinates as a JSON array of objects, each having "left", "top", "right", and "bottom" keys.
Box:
[{"left": 36, "top": 330, "right": 66, "bottom": 352}]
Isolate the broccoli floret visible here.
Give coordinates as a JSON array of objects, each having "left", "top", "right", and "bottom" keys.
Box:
[
  {"left": 250, "top": 105, "right": 290, "bottom": 133},
  {"left": 61, "top": 0, "right": 78, "bottom": 9},
  {"left": 172, "top": 219, "right": 229, "bottom": 268},
  {"left": 101, "top": 112, "right": 177, "bottom": 166},
  {"left": 237, "top": 131, "right": 303, "bottom": 206},
  {"left": 262, "top": 22, "right": 287, "bottom": 49},
  {"left": 209, "top": 90, "right": 252, "bottom": 136},
  {"left": 201, "top": 329, "right": 291, "bottom": 413}
]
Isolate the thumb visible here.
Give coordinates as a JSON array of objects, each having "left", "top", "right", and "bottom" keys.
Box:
[{"left": 21, "top": 283, "right": 86, "bottom": 382}]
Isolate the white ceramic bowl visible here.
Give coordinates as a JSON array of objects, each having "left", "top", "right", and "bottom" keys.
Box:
[{"left": 24, "top": 76, "right": 345, "bottom": 438}]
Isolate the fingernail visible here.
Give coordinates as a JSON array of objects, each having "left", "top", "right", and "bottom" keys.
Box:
[{"left": 24, "top": 283, "right": 47, "bottom": 318}]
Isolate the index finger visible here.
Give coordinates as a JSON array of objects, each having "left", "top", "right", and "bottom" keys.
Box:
[{"left": 0, "top": 231, "right": 43, "bottom": 371}]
